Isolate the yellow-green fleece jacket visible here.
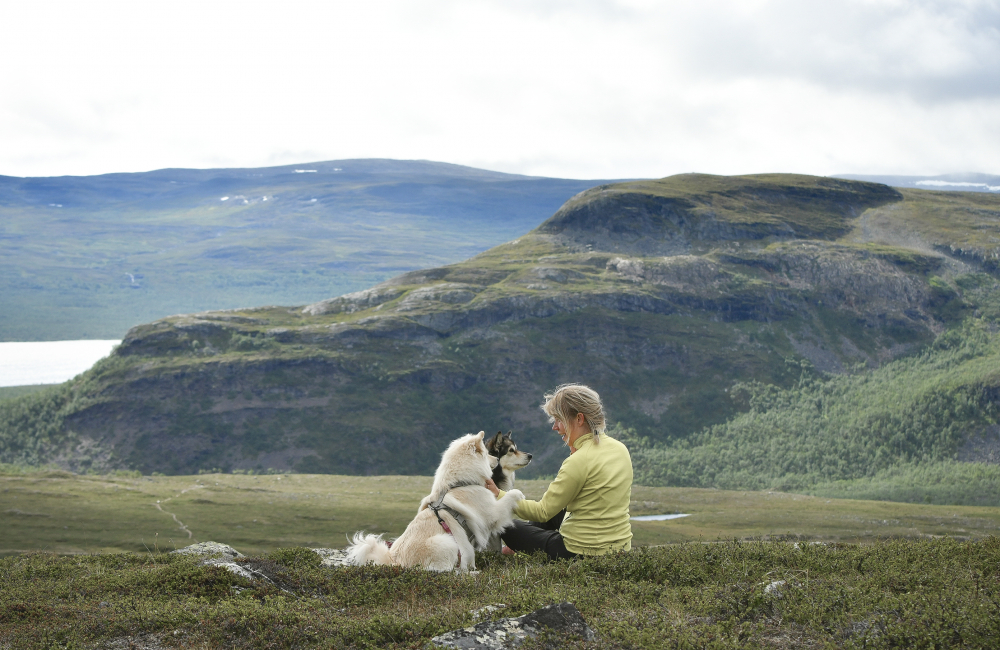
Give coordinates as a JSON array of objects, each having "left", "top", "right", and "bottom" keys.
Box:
[{"left": 500, "top": 432, "right": 632, "bottom": 555}]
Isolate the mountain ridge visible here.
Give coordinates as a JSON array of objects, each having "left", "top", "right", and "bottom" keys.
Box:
[
  {"left": 0, "top": 159, "right": 622, "bottom": 341},
  {"left": 2, "top": 173, "right": 999, "bottom": 491}
]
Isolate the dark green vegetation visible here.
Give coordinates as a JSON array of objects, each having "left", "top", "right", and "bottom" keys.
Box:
[
  {"left": 6, "top": 469, "right": 998, "bottom": 556},
  {"left": 625, "top": 320, "right": 1000, "bottom": 507},
  {"left": 0, "top": 385, "right": 55, "bottom": 402},
  {"left": 0, "top": 159, "right": 611, "bottom": 341},
  {"left": 2, "top": 538, "right": 998, "bottom": 649},
  {"left": 2, "top": 173, "right": 1000, "bottom": 501}
]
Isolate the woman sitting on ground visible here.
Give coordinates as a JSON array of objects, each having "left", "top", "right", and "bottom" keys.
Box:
[{"left": 486, "top": 383, "right": 633, "bottom": 560}]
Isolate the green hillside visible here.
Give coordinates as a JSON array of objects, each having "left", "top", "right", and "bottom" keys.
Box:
[
  {"left": 1, "top": 174, "right": 999, "bottom": 491},
  {"left": 0, "top": 160, "right": 612, "bottom": 340},
  {"left": 625, "top": 316, "right": 1000, "bottom": 506}
]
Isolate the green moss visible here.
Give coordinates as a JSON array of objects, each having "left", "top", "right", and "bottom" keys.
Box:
[{"left": 2, "top": 539, "right": 998, "bottom": 648}]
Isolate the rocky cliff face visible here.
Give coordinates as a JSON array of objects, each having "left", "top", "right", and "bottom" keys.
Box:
[
  {"left": 538, "top": 174, "right": 903, "bottom": 255},
  {"left": 3, "top": 174, "right": 996, "bottom": 477}
]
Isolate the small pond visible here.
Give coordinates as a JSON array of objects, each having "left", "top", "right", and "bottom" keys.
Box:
[{"left": 630, "top": 513, "right": 691, "bottom": 521}]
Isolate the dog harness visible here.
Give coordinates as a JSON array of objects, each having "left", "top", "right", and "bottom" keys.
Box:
[{"left": 427, "top": 480, "right": 481, "bottom": 568}]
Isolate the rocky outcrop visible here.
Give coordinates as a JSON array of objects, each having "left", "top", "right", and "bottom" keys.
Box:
[
  {"left": 172, "top": 542, "right": 351, "bottom": 581},
  {"left": 432, "top": 602, "right": 595, "bottom": 649},
  {"left": 538, "top": 174, "right": 903, "bottom": 256},
  {"left": 172, "top": 541, "right": 243, "bottom": 559},
  {"left": 172, "top": 542, "right": 270, "bottom": 583},
  {"left": 958, "top": 425, "right": 1000, "bottom": 464},
  {"left": 303, "top": 286, "right": 409, "bottom": 316}
]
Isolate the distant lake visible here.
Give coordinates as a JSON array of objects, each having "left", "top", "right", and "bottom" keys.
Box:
[
  {"left": 630, "top": 513, "right": 691, "bottom": 521},
  {"left": 0, "top": 340, "right": 120, "bottom": 387}
]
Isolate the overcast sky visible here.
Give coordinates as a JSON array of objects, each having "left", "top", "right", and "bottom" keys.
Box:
[{"left": 3, "top": 0, "right": 998, "bottom": 179}]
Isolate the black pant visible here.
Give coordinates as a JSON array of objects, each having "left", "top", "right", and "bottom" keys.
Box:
[{"left": 501, "top": 509, "right": 578, "bottom": 561}]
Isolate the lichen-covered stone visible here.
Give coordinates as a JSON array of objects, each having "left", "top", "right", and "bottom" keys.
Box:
[
  {"left": 171, "top": 541, "right": 242, "bottom": 559},
  {"left": 311, "top": 547, "right": 351, "bottom": 567},
  {"left": 432, "top": 602, "right": 594, "bottom": 649},
  {"left": 172, "top": 542, "right": 271, "bottom": 585}
]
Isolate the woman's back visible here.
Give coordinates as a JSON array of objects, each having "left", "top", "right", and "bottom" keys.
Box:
[{"left": 555, "top": 432, "right": 633, "bottom": 555}]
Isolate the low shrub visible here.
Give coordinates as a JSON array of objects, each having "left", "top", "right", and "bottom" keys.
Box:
[{"left": 1, "top": 538, "right": 997, "bottom": 649}]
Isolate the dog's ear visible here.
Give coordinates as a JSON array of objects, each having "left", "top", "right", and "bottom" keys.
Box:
[
  {"left": 507, "top": 430, "right": 514, "bottom": 440},
  {"left": 488, "top": 430, "right": 504, "bottom": 448},
  {"left": 471, "top": 430, "right": 486, "bottom": 455}
]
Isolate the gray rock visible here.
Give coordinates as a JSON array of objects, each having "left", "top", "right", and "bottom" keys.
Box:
[
  {"left": 763, "top": 580, "right": 786, "bottom": 598},
  {"left": 207, "top": 561, "right": 263, "bottom": 582},
  {"left": 470, "top": 603, "right": 507, "bottom": 621},
  {"left": 432, "top": 602, "right": 595, "bottom": 649},
  {"left": 841, "top": 617, "right": 888, "bottom": 642},
  {"left": 302, "top": 286, "right": 407, "bottom": 315},
  {"left": 172, "top": 542, "right": 271, "bottom": 585},
  {"left": 171, "top": 541, "right": 242, "bottom": 559},
  {"left": 311, "top": 547, "right": 351, "bottom": 567},
  {"left": 172, "top": 542, "right": 353, "bottom": 570}
]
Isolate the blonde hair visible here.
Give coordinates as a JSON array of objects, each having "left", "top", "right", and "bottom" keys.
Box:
[{"left": 541, "top": 384, "right": 607, "bottom": 445}]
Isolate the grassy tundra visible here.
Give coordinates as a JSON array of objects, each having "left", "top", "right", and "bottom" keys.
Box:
[
  {"left": 0, "top": 467, "right": 1000, "bottom": 648},
  {"left": 2, "top": 473, "right": 999, "bottom": 648},
  {"left": 3, "top": 470, "right": 999, "bottom": 556},
  {"left": 1, "top": 534, "right": 997, "bottom": 648}
]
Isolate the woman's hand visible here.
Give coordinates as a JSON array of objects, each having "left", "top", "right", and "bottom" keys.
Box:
[{"left": 485, "top": 478, "right": 500, "bottom": 498}]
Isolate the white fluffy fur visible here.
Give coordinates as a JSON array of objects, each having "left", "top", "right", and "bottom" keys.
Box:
[{"left": 345, "top": 431, "right": 524, "bottom": 572}]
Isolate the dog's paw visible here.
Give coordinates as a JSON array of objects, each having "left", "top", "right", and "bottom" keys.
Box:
[{"left": 506, "top": 489, "right": 525, "bottom": 501}]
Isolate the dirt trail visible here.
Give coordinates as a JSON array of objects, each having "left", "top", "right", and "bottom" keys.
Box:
[{"left": 153, "top": 484, "right": 205, "bottom": 540}]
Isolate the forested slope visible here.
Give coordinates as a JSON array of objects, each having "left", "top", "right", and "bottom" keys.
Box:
[{"left": 624, "top": 313, "right": 1000, "bottom": 506}]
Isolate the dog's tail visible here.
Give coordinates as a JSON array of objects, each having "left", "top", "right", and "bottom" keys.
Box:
[{"left": 345, "top": 532, "right": 394, "bottom": 566}]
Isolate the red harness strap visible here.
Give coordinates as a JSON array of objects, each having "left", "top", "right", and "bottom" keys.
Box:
[
  {"left": 427, "top": 480, "right": 480, "bottom": 570},
  {"left": 436, "top": 515, "right": 462, "bottom": 566},
  {"left": 385, "top": 510, "right": 462, "bottom": 566}
]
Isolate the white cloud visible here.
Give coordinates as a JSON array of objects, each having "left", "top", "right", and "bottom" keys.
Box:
[{"left": 0, "top": 0, "right": 998, "bottom": 179}]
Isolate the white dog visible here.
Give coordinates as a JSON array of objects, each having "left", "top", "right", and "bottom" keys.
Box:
[{"left": 345, "top": 431, "right": 524, "bottom": 572}]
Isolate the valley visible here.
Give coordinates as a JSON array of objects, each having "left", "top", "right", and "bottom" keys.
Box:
[
  {"left": 0, "top": 160, "right": 612, "bottom": 341},
  {"left": 2, "top": 171, "right": 999, "bottom": 508},
  {"left": 3, "top": 469, "right": 997, "bottom": 557}
]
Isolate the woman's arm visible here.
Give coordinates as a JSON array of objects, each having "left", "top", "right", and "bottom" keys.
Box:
[{"left": 513, "top": 455, "right": 586, "bottom": 522}]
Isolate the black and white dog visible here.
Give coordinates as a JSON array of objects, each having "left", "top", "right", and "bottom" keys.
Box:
[
  {"left": 484, "top": 430, "right": 532, "bottom": 552},
  {"left": 486, "top": 430, "right": 533, "bottom": 490}
]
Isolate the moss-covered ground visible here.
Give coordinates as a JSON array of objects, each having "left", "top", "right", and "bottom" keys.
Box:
[{"left": 1, "top": 537, "right": 998, "bottom": 649}]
